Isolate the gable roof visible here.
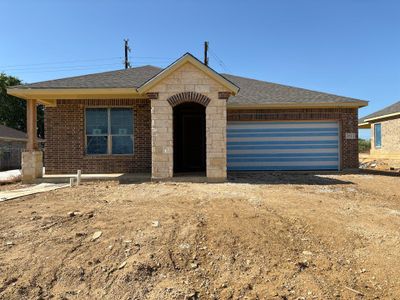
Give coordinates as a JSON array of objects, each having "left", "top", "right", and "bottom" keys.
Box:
[
  {"left": 8, "top": 53, "right": 367, "bottom": 108},
  {"left": 137, "top": 53, "right": 239, "bottom": 94},
  {"left": 359, "top": 101, "right": 400, "bottom": 125},
  {"left": 0, "top": 125, "right": 45, "bottom": 142},
  {"left": 0, "top": 125, "right": 28, "bottom": 141}
]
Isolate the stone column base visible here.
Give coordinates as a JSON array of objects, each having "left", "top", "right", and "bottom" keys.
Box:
[{"left": 22, "top": 151, "right": 43, "bottom": 183}]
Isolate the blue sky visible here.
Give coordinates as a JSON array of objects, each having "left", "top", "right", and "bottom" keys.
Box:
[{"left": 1, "top": 0, "right": 399, "bottom": 139}]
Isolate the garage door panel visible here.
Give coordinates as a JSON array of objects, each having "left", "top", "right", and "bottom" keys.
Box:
[
  {"left": 228, "top": 165, "right": 339, "bottom": 171},
  {"left": 229, "top": 148, "right": 338, "bottom": 154},
  {"left": 228, "top": 145, "right": 338, "bottom": 150},
  {"left": 228, "top": 121, "right": 339, "bottom": 129},
  {"left": 228, "top": 140, "right": 338, "bottom": 145},
  {"left": 230, "top": 160, "right": 339, "bottom": 166},
  {"left": 228, "top": 136, "right": 339, "bottom": 142},
  {"left": 229, "top": 153, "right": 338, "bottom": 158},
  {"left": 227, "top": 121, "right": 340, "bottom": 171}
]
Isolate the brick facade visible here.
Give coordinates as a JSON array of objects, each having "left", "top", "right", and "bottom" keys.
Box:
[
  {"left": 370, "top": 117, "right": 400, "bottom": 157},
  {"left": 44, "top": 99, "right": 151, "bottom": 174},
  {"left": 227, "top": 108, "right": 359, "bottom": 169}
]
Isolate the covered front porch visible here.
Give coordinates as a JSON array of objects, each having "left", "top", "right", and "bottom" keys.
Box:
[{"left": 7, "top": 54, "right": 239, "bottom": 182}]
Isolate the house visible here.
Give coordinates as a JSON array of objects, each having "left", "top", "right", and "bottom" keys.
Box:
[
  {"left": 7, "top": 53, "right": 367, "bottom": 182},
  {"left": 0, "top": 125, "right": 44, "bottom": 170},
  {"left": 358, "top": 101, "right": 400, "bottom": 159}
]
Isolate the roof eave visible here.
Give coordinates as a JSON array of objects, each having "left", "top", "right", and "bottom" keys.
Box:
[
  {"left": 227, "top": 101, "right": 368, "bottom": 109},
  {"left": 7, "top": 87, "right": 143, "bottom": 105},
  {"left": 363, "top": 111, "right": 400, "bottom": 123},
  {"left": 358, "top": 122, "right": 371, "bottom": 129}
]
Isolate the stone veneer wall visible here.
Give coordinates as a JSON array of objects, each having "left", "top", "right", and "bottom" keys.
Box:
[
  {"left": 149, "top": 63, "right": 228, "bottom": 179},
  {"left": 22, "top": 151, "right": 43, "bottom": 182},
  {"left": 370, "top": 118, "right": 400, "bottom": 157}
]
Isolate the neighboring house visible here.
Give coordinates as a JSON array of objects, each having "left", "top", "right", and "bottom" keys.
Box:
[
  {"left": 0, "top": 125, "right": 32, "bottom": 170},
  {"left": 8, "top": 53, "right": 367, "bottom": 181},
  {"left": 359, "top": 101, "right": 400, "bottom": 158}
]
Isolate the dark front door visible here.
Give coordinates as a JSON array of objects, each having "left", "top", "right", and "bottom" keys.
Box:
[{"left": 173, "top": 102, "right": 206, "bottom": 173}]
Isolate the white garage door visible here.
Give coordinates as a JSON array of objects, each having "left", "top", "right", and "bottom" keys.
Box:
[{"left": 227, "top": 121, "right": 340, "bottom": 171}]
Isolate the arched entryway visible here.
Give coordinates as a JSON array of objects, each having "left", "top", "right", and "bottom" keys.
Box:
[{"left": 173, "top": 102, "right": 206, "bottom": 174}]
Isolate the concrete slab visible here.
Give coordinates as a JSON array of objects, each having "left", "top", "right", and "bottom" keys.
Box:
[
  {"left": 0, "top": 183, "right": 69, "bottom": 202},
  {"left": 38, "top": 173, "right": 151, "bottom": 184}
]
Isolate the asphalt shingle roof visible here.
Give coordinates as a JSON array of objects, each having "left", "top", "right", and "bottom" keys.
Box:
[
  {"left": 222, "top": 73, "right": 364, "bottom": 105},
  {"left": 0, "top": 125, "right": 27, "bottom": 141},
  {"left": 11, "top": 65, "right": 366, "bottom": 105},
  {"left": 359, "top": 101, "right": 400, "bottom": 123},
  {"left": 15, "top": 66, "right": 162, "bottom": 89}
]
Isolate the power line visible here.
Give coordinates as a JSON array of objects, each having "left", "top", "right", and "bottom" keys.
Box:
[
  {"left": 133, "top": 56, "right": 175, "bottom": 59},
  {"left": 0, "top": 56, "right": 174, "bottom": 69},
  {"left": 0, "top": 58, "right": 173, "bottom": 72},
  {"left": 5, "top": 64, "right": 123, "bottom": 74},
  {"left": 208, "top": 47, "right": 232, "bottom": 73},
  {"left": 1, "top": 62, "right": 124, "bottom": 72},
  {"left": 0, "top": 57, "right": 123, "bottom": 69}
]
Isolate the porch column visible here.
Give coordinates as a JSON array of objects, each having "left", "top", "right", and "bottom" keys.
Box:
[
  {"left": 26, "top": 99, "right": 38, "bottom": 151},
  {"left": 21, "top": 99, "right": 43, "bottom": 182},
  {"left": 150, "top": 96, "right": 173, "bottom": 179}
]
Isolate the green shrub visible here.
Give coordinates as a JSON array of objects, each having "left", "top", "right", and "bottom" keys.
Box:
[{"left": 358, "top": 139, "right": 371, "bottom": 153}]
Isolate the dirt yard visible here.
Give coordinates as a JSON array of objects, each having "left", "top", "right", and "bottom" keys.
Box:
[{"left": 1, "top": 173, "right": 400, "bottom": 300}]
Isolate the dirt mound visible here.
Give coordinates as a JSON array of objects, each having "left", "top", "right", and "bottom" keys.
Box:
[{"left": 1, "top": 174, "right": 400, "bottom": 299}]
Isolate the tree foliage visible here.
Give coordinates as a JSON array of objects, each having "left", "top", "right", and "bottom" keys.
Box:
[
  {"left": 358, "top": 138, "right": 371, "bottom": 153},
  {"left": 0, "top": 73, "right": 44, "bottom": 138}
]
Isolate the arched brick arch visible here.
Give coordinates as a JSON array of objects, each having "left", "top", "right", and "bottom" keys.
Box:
[{"left": 166, "top": 92, "right": 211, "bottom": 107}]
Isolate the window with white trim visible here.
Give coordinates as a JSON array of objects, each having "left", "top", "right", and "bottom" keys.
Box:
[{"left": 85, "top": 108, "right": 134, "bottom": 155}]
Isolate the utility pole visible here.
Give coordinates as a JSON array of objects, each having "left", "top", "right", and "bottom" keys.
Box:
[
  {"left": 204, "top": 41, "right": 209, "bottom": 66},
  {"left": 124, "top": 39, "right": 131, "bottom": 69}
]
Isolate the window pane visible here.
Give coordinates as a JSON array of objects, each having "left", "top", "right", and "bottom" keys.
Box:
[
  {"left": 112, "top": 136, "right": 133, "bottom": 154},
  {"left": 87, "top": 136, "right": 108, "bottom": 154},
  {"left": 86, "top": 108, "right": 108, "bottom": 135},
  {"left": 111, "top": 108, "right": 133, "bottom": 135},
  {"left": 375, "top": 124, "right": 382, "bottom": 147}
]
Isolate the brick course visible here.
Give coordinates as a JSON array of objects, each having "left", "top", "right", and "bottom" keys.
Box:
[
  {"left": 44, "top": 99, "right": 151, "bottom": 174},
  {"left": 227, "top": 108, "right": 359, "bottom": 169}
]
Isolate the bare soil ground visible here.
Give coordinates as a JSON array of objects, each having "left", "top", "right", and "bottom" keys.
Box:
[
  {"left": 1, "top": 173, "right": 400, "bottom": 300},
  {"left": 359, "top": 154, "right": 400, "bottom": 173}
]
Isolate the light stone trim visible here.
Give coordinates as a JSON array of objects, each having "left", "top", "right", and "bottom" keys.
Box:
[
  {"left": 22, "top": 151, "right": 43, "bottom": 183},
  {"left": 150, "top": 62, "right": 228, "bottom": 180}
]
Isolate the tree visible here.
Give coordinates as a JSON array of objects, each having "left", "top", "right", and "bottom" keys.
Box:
[
  {"left": 358, "top": 138, "right": 371, "bottom": 153},
  {"left": 0, "top": 73, "right": 44, "bottom": 138}
]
